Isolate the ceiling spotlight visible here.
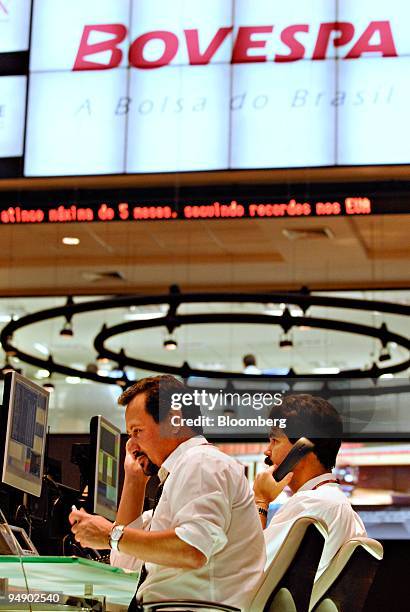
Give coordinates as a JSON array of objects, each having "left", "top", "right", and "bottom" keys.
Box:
[
  {"left": 62, "top": 237, "right": 80, "bottom": 246},
  {"left": 279, "top": 333, "right": 293, "bottom": 350},
  {"left": 43, "top": 381, "right": 55, "bottom": 392},
  {"left": 60, "top": 321, "right": 74, "bottom": 338},
  {"left": 163, "top": 337, "right": 178, "bottom": 351},
  {"left": 96, "top": 353, "right": 110, "bottom": 365},
  {"left": 379, "top": 347, "right": 391, "bottom": 362}
]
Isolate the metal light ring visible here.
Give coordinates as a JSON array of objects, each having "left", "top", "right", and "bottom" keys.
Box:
[
  {"left": 4, "top": 346, "right": 121, "bottom": 385},
  {"left": 1, "top": 291, "right": 410, "bottom": 338},
  {"left": 93, "top": 313, "right": 410, "bottom": 379},
  {"left": 1, "top": 292, "right": 409, "bottom": 385}
]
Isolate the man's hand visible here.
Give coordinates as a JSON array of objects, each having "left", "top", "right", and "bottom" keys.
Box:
[
  {"left": 69, "top": 508, "right": 113, "bottom": 549},
  {"left": 124, "top": 438, "right": 152, "bottom": 482},
  {"left": 253, "top": 465, "right": 293, "bottom": 505}
]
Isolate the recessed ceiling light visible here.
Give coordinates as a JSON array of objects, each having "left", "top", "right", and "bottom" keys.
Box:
[
  {"left": 66, "top": 376, "right": 81, "bottom": 384},
  {"left": 62, "top": 237, "right": 80, "bottom": 246},
  {"left": 313, "top": 367, "right": 340, "bottom": 374},
  {"left": 264, "top": 308, "right": 283, "bottom": 316},
  {"left": 290, "top": 308, "right": 304, "bottom": 317},
  {"left": 34, "top": 342, "right": 49, "bottom": 356},
  {"left": 35, "top": 369, "right": 51, "bottom": 379}
]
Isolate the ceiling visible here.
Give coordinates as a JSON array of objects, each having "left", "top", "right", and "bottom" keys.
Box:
[{"left": 0, "top": 213, "right": 409, "bottom": 295}]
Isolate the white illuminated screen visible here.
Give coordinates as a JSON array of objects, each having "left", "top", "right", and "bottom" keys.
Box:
[
  {"left": 0, "top": 76, "right": 26, "bottom": 157},
  {"left": 25, "top": 70, "right": 127, "bottom": 176},
  {"left": 22, "top": 0, "right": 410, "bottom": 175},
  {"left": 2, "top": 373, "right": 49, "bottom": 498},
  {"left": 0, "top": 0, "right": 31, "bottom": 53}
]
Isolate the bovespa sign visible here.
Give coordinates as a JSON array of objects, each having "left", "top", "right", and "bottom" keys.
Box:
[{"left": 74, "top": 21, "right": 397, "bottom": 70}]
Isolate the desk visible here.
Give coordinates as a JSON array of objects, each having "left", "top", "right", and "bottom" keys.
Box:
[{"left": 0, "top": 556, "right": 138, "bottom": 611}]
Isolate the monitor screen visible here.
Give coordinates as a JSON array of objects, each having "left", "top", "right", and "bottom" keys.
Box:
[
  {"left": 0, "top": 372, "right": 49, "bottom": 497},
  {"left": 88, "top": 415, "right": 120, "bottom": 521}
]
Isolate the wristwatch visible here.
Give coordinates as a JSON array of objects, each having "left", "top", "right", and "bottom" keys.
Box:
[{"left": 109, "top": 524, "right": 125, "bottom": 551}]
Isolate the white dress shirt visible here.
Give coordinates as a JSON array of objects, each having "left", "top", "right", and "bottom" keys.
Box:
[
  {"left": 111, "top": 436, "right": 265, "bottom": 609},
  {"left": 264, "top": 472, "right": 367, "bottom": 578}
]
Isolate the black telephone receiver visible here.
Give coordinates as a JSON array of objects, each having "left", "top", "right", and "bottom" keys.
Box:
[
  {"left": 133, "top": 451, "right": 159, "bottom": 477},
  {"left": 266, "top": 437, "right": 315, "bottom": 482}
]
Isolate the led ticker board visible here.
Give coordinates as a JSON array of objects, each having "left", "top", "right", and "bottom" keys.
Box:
[
  {"left": 2, "top": 1, "right": 410, "bottom": 177},
  {"left": 0, "top": 189, "right": 409, "bottom": 225}
]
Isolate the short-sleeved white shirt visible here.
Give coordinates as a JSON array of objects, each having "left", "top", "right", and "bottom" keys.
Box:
[
  {"left": 264, "top": 472, "right": 367, "bottom": 578},
  {"left": 111, "top": 436, "right": 265, "bottom": 609}
]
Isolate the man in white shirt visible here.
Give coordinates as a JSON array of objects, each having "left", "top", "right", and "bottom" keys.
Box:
[
  {"left": 69, "top": 375, "right": 265, "bottom": 610},
  {"left": 253, "top": 394, "right": 366, "bottom": 578}
]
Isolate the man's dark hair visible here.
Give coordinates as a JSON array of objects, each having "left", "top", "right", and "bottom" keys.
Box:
[
  {"left": 118, "top": 374, "right": 202, "bottom": 433},
  {"left": 243, "top": 354, "right": 257, "bottom": 367},
  {"left": 269, "top": 394, "right": 343, "bottom": 470}
]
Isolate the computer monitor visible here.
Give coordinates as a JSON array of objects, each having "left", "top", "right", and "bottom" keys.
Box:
[
  {"left": 0, "top": 372, "right": 49, "bottom": 497},
  {"left": 88, "top": 415, "right": 120, "bottom": 521}
]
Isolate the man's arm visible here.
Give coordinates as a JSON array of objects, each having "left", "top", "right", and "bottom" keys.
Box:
[
  {"left": 69, "top": 510, "right": 206, "bottom": 570},
  {"left": 116, "top": 438, "right": 150, "bottom": 525},
  {"left": 117, "top": 527, "right": 206, "bottom": 569},
  {"left": 253, "top": 465, "right": 293, "bottom": 528},
  {"left": 116, "top": 478, "right": 147, "bottom": 525}
]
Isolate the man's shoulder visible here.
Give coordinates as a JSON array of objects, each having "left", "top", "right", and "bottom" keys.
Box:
[
  {"left": 269, "top": 487, "right": 357, "bottom": 529},
  {"left": 296, "top": 485, "right": 349, "bottom": 501},
  {"left": 186, "top": 443, "right": 239, "bottom": 464},
  {"left": 291, "top": 486, "right": 356, "bottom": 514},
  {"left": 175, "top": 443, "right": 243, "bottom": 475}
]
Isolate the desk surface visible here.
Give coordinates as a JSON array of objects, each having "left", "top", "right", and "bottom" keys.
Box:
[{"left": 0, "top": 556, "right": 138, "bottom": 606}]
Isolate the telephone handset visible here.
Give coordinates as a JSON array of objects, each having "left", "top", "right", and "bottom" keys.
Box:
[
  {"left": 133, "top": 451, "right": 159, "bottom": 477},
  {"left": 265, "top": 437, "right": 315, "bottom": 482}
]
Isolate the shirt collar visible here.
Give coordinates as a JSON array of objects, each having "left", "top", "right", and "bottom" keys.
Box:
[
  {"left": 160, "top": 435, "right": 208, "bottom": 481},
  {"left": 297, "top": 472, "right": 336, "bottom": 492}
]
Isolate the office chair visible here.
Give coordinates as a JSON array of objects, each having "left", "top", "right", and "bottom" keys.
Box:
[
  {"left": 309, "top": 537, "right": 383, "bottom": 612},
  {"left": 250, "top": 516, "right": 327, "bottom": 612},
  {"left": 142, "top": 516, "right": 327, "bottom": 612}
]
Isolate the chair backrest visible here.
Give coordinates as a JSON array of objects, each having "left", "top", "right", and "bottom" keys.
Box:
[
  {"left": 250, "top": 517, "right": 327, "bottom": 612},
  {"left": 309, "top": 537, "right": 383, "bottom": 612}
]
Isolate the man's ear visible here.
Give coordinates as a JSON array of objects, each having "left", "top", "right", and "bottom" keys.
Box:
[
  {"left": 160, "top": 408, "right": 182, "bottom": 438},
  {"left": 170, "top": 408, "right": 183, "bottom": 434}
]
